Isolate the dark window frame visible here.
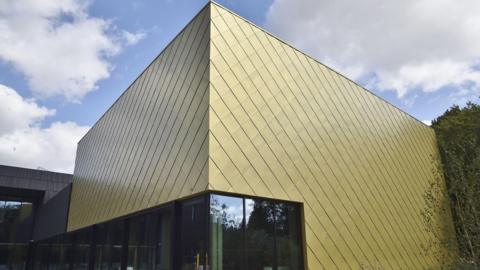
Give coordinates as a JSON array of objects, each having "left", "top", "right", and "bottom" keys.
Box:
[
  {"left": 208, "top": 192, "right": 305, "bottom": 270},
  {"left": 29, "top": 191, "right": 304, "bottom": 270}
]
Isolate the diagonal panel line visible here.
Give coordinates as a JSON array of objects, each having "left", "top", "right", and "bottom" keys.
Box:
[
  {"left": 211, "top": 16, "right": 390, "bottom": 268},
  {"left": 124, "top": 9, "right": 210, "bottom": 212}
]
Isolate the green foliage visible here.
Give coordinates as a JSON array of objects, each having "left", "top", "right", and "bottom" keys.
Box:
[
  {"left": 432, "top": 100, "right": 480, "bottom": 267},
  {"left": 420, "top": 156, "right": 457, "bottom": 269}
]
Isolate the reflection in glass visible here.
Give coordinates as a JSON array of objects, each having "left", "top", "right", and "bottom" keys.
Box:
[
  {"left": 49, "top": 237, "right": 62, "bottom": 270},
  {"left": 0, "top": 244, "right": 29, "bottom": 270},
  {"left": 128, "top": 214, "right": 156, "bottom": 270},
  {"left": 155, "top": 211, "right": 171, "bottom": 270},
  {"left": 180, "top": 198, "right": 206, "bottom": 270},
  {"left": 17, "top": 202, "right": 34, "bottom": 242},
  {"left": 48, "top": 235, "right": 71, "bottom": 270},
  {"left": 210, "top": 195, "right": 243, "bottom": 270},
  {"left": 61, "top": 235, "right": 73, "bottom": 270},
  {"left": 127, "top": 210, "right": 172, "bottom": 270},
  {"left": 0, "top": 200, "right": 34, "bottom": 243},
  {"left": 0, "top": 193, "right": 302, "bottom": 270},
  {"left": 0, "top": 199, "right": 34, "bottom": 270},
  {"left": 245, "top": 199, "right": 275, "bottom": 270},
  {"left": 33, "top": 243, "right": 50, "bottom": 270},
  {"left": 94, "top": 221, "right": 124, "bottom": 270},
  {"left": 1, "top": 201, "right": 21, "bottom": 242},
  {"left": 208, "top": 195, "right": 303, "bottom": 270},
  {"left": 73, "top": 230, "right": 91, "bottom": 270},
  {"left": 275, "top": 203, "right": 302, "bottom": 270}
]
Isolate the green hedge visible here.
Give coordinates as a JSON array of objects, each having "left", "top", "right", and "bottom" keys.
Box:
[{"left": 432, "top": 101, "right": 480, "bottom": 268}]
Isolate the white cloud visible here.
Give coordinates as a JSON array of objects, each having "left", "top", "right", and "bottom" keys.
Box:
[
  {"left": 0, "top": 122, "right": 89, "bottom": 173},
  {"left": 422, "top": 120, "right": 432, "bottom": 126},
  {"left": 0, "top": 0, "right": 145, "bottom": 102},
  {"left": 0, "top": 85, "right": 55, "bottom": 135},
  {"left": 0, "top": 84, "right": 89, "bottom": 173},
  {"left": 122, "top": 30, "right": 146, "bottom": 45},
  {"left": 265, "top": 0, "right": 480, "bottom": 100}
]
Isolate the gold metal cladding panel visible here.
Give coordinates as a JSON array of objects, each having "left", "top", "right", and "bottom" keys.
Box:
[
  {"left": 68, "top": 2, "right": 454, "bottom": 268},
  {"left": 208, "top": 3, "right": 455, "bottom": 269},
  {"left": 67, "top": 5, "right": 211, "bottom": 231}
]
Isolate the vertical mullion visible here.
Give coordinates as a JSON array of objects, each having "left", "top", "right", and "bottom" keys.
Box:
[
  {"left": 68, "top": 233, "right": 74, "bottom": 270},
  {"left": 298, "top": 204, "right": 306, "bottom": 270},
  {"left": 27, "top": 198, "right": 38, "bottom": 270},
  {"left": 204, "top": 194, "right": 210, "bottom": 269},
  {"left": 121, "top": 220, "right": 129, "bottom": 270},
  {"left": 152, "top": 212, "right": 159, "bottom": 270},
  {"left": 272, "top": 202, "right": 278, "bottom": 270},
  {"left": 242, "top": 198, "right": 246, "bottom": 270},
  {"left": 88, "top": 227, "right": 96, "bottom": 270},
  {"left": 47, "top": 242, "right": 52, "bottom": 270},
  {"left": 172, "top": 202, "right": 181, "bottom": 270},
  {"left": 26, "top": 241, "right": 34, "bottom": 270},
  {"left": 70, "top": 233, "right": 77, "bottom": 270}
]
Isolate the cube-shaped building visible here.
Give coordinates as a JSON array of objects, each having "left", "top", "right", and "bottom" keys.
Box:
[{"left": 31, "top": 2, "right": 456, "bottom": 270}]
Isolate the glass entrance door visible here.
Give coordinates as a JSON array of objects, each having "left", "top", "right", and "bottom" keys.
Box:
[{"left": 179, "top": 197, "right": 207, "bottom": 270}]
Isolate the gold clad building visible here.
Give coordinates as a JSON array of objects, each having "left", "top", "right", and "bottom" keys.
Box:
[{"left": 33, "top": 2, "right": 456, "bottom": 270}]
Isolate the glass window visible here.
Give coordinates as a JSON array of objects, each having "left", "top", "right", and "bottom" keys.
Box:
[
  {"left": 94, "top": 221, "right": 124, "bottom": 270},
  {"left": 245, "top": 199, "right": 275, "bottom": 270},
  {"left": 127, "top": 210, "right": 172, "bottom": 270},
  {"left": 127, "top": 214, "right": 157, "bottom": 270},
  {"left": 17, "top": 202, "right": 34, "bottom": 242},
  {"left": 274, "top": 203, "right": 303, "bottom": 270},
  {"left": 0, "top": 243, "right": 29, "bottom": 270},
  {"left": 19, "top": 193, "right": 302, "bottom": 270},
  {"left": 6, "top": 201, "right": 21, "bottom": 240},
  {"left": 49, "top": 235, "right": 72, "bottom": 270},
  {"left": 1, "top": 201, "right": 21, "bottom": 242},
  {"left": 0, "top": 200, "right": 4, "bottom": 220},
  {"left": 49, "top": 238, "right": 61, "bottom": 270},
  {"left": 0, "top": 199, "right": 34, "bottom": 243},
  {"left": 207, "top": 194, "right": 303, "bottom": 270},
  {"left": 180, "top": 198, "right": 206, "bottom": 270},
  {"left": 155, "top": 210, "right": 171, "bottom": 270},
  {"left": 0, "top": 199, "right": 34, "bottom": 270},
  {"left": 94, "top": 224, "right": 109, "bottom": 270},
  {"left": 210, "top": 195, "right": 244, "bottom": 270},
  {"left": 33, "top": 243, "right": 50, "bottom": 270},
  {"left": 73, "top": 229, "right": 91, "bottom": 270}
]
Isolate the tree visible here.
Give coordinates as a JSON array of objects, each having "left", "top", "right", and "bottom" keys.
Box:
[{"left": 432, "top": 100, "right": 480, "bottom": 268}]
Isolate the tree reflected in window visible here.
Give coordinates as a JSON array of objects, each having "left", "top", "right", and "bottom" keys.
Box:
[
  {"left": 245, "top": 199, "right": 275, "bottom": 270},
  {"left": 0, "top": 199, "right": 34, "bottom": 270},
  {"left": 275, "top": 203, "right": 302, "bottom": 270},
  {"left": 210, "top": 195, "right": 303, "bottom": 270},
  {"left": 210, "top": 195, "right": 243, "bottom": 270},
  {"left": 23, "top": 193, "right": 302, "bottom": 270}
]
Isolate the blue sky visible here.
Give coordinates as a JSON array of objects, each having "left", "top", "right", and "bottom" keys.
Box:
[
  {"left": 0, "top": 0, "right": 275, "bottom": 128},
  {"left": 0, "top": 0, "right": 478, "bottom": 172}
]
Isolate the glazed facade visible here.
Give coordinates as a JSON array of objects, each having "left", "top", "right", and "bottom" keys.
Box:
[
  {"left": 0, "top": 2, "right": 457, "bottom": 270},
  {"left": 33, "top": 193, "right": 303, "bottom": 270}
]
